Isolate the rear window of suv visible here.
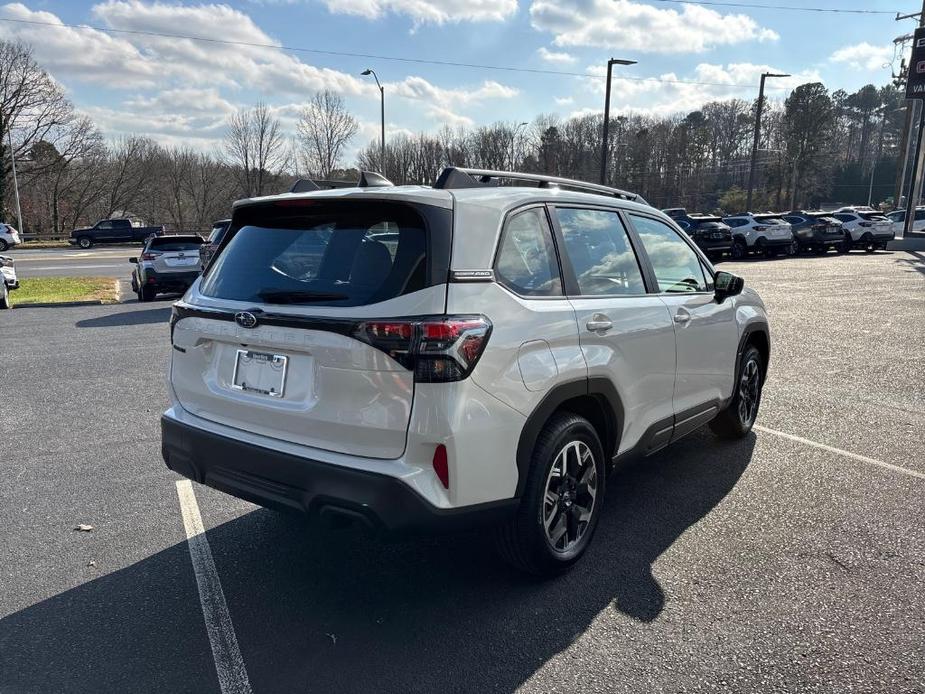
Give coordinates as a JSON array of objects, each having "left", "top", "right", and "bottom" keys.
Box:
[
  {"left": 200, "top": 200, "right": 432, "bottom": 307},
  {"left": 148, "top": 237, "right": 203, "bottom": 252}
]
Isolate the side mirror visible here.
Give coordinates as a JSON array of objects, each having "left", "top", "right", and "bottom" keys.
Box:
[
  {"left": 129, "top": 257, "right": 138, "bottom": 264},
  {"left": 714, "top": 271, "right": 744, "bottom": 302}
]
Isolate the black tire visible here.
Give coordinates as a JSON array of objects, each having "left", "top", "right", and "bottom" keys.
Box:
[
  {"left": 838, "top": 238, "right": 851, "bottom": 254},
  {"left": 496, "top": 412, "right": 606, "bottom": 576},
  {"left": 710, "top": 345, "right": 764, "bottom": 440},
  {"left": 814, "top": 245, "right": 829, "bottom": 255},
  {"left": 0, "top": 239, "right": 8, "bottom": 252},
  {"left": 0, "top": 282, "right": 9, "bottom": 309},
  {"left": 789, "top": 240, "right": 799, "bottom": 255},
  {"left": 77, "top": 236, "right": 92, "bottom": 249},
  {"left": 730, "top": 238, "right": 747, "bottom": 260},
  {"left": 140, "top": 286, "right": 155, "bottom": 302}
]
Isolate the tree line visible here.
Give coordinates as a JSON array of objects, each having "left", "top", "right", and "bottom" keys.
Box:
[{"left": 0, "top": 38, "right": 908, "bottom": 238}]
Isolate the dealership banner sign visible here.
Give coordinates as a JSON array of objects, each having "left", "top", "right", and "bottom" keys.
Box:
[{"left": 907, "top": 27, "right": 925, "bottom": 99}]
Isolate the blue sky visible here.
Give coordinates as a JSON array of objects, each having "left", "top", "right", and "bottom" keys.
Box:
[{"left": 0, "top": 0, "right": 913, "bottom": 161}]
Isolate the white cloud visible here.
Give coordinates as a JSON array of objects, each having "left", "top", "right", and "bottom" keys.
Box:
[
  {"left": 537, "top": 47, "right": 577, "bottom": 64},
  {"left": 530, "top": 0, "right": 778, "bottom": 54},
  {"left": 830, "top": 43, "right": 893, "bottom": 72},
  {"left": 555, "top": 96, "right": 574, "bottom": 106},
  {"left": 573, "top": 62, "right": 820, "bottom": 117},
  {"left": 319, "top": 0, "right": 517, "bottom": 25}
]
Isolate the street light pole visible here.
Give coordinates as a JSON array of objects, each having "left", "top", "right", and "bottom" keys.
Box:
[
  {"left": 600, "top": 57, "right": 637, "bottom": 185},
  {"left": 746, "top": 72, "right": 790, "bottom": 211},
  {"left": 361, "top": 68, "right": 385, "bottom": 174},
  {"left": 512, "top": 121, "right": 528, "bottom": 169},
  {"left": 7, "top": 129, "right": 22, "bottom": 233}
]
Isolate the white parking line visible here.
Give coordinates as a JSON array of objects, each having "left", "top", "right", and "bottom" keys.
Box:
[
  {"left": 754, "top": 425, "right": 925, "bottom": 481},
  {"left": 175, "top": 480, "right": 253, "bottom": 694}
]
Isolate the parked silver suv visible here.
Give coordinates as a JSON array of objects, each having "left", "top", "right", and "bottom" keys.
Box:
[{"left": 161, "top": 169, "right": 770, "bottom": 575}]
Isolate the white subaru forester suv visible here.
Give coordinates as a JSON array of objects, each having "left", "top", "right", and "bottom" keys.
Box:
[{"left": 162, "top": 168, "right": 770, "bottom": 575}]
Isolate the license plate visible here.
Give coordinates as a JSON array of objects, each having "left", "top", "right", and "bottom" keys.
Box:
[
  {"left": 167, "top": 257, "right": 199, "bottom": 266},
  {"left": 711, "top": 232, "right": 724, "bottom": 239},
  {"left": 232, "top": 350, "right": 288, "bottom": 398}
]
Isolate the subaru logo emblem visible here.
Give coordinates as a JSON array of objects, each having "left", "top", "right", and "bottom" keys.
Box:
[{"left": 235, "top": 311, "right": 258, "bottom": 329}]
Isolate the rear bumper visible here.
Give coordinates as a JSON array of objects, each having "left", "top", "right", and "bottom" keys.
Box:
[
  {"left": 757, "top": 237, "right": 793, "bottom": 248},
  {"left": 161, "top": 414, "right": 518, "bottom": 536},
  {"left": 145, "top": 270, "right": 200, "bottom": 290},
  {"left": 694, "top": 238, "right": 733, "bottom": 253}
]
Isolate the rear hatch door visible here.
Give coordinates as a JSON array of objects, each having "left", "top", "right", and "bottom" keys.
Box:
[
  {"left": 170, "top": 197, "right": 451, "bottom": 459},
  {"left": 149, "top": 237, "right": 204, "bottom": 274}
]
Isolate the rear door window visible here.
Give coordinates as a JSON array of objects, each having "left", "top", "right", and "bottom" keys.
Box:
[
  {"left": 201, "top": 201, "right": 432, "bottom": 307},
  {"left": 494, "top": 207, "right": 562, "bottom": 297},
  {"left": 555, "top": 208, "right": 646, "bottom": 296}
]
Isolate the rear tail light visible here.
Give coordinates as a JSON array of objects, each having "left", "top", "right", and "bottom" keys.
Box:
[
  {"left": 859, "top": 222, "right": 873, "bottom": 228},
  {"left": 353, "top": 315, "right": 492, "bottom": 383},
  {"left": 141, "top": 252, "right": 161, "bottom": 260},
  {"left": 754, "top": 225, "right": 768, "bottom": 231},
  {"left": 432, "top": 444, "right": 449, "bottom": 489}
]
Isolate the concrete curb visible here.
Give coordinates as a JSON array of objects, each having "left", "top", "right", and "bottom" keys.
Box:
[{"left": 13, "top": 300, "right": 107, "bottom": 309}]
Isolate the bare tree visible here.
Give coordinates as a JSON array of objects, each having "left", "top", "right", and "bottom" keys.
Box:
[
  {"left": 0, "top": 40, "right": 76, "bottom": 222},
  {"left": 297, "top": 91, "right": 358, "bottom": 179},
  {"left": 224, "top": 102, "right": 288, "bottom": 197}
]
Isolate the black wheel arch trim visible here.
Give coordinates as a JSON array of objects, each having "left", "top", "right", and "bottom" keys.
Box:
[
  {"left": 735, "top": 322, "right": 770, "bottom": 391},
  {"left": 515, "top": 377, "right": 624, "bottom": 497}
]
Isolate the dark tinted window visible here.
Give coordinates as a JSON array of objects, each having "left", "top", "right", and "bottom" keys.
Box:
[
  {"left": 859, "top": 212, "right": 888, "bottom": 221},
  {"left": 915, "top": 210, "right": 925, "bottom": 221},
  {"left": 631, "top": 215, "right": 708, "bottom": 293},
  {"left": 557, "top": 208, "right": 645, "bottom": 296},
  {"left": 201, "top": 201, "right": 428, "bottom": 307},
  {"left": 208, "top": 222, "right": 230, "bottom": 243},
  {"left": 494, "top": 207, "right": 562, "bottom": 297},
  {"left": 149, "top": 236, "right": 204, "bottom": 252},
  {"left": 782, "top": 216, "right": 804, "bottom": 224},
  {"left": 725, "top": 218, "right": 747, "bottom": 228},
  {"left": 834, "top": 214, "right": 855, "bottom": 223}
]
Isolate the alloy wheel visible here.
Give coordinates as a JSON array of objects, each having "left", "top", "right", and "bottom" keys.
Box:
[
  {"left": 738, "top": 358, "right": 761, "bottom": 426},
  {"left": 542, "top": 440, "right": 598, "bottom": 553}
]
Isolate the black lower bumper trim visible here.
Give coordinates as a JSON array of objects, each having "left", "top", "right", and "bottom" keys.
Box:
[{"left": 161, "top": 416, "right": 518, "bottom": 536}]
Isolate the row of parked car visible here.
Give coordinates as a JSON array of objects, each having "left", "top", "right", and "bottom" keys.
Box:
[{"left": 663, "top": 206, "right": 897, "bottom": 260}]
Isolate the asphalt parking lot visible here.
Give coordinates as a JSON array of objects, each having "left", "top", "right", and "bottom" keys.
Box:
[{"left": 1, "top": 250, "right": 923, "bottom": 693}]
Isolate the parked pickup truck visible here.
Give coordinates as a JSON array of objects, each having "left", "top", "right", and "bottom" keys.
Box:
[{"left": 69, "top": 219, "right": 164, "bottom": 248}]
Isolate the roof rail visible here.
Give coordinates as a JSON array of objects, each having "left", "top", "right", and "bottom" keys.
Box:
[{"left": 434, "top": 167, "right": 646, "bottom": 204}]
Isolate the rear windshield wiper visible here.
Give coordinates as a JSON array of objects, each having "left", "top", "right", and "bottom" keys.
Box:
[{"left": 257, "top": 290, "right": 350, "bottom": 304}]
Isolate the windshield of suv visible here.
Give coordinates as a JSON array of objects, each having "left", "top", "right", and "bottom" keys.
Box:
[
  {"left": 753, "top": 215, "right": 789, "bottom": 225},
  {"left": 200, "top": 201, "right": 428, "bottom": 306}
]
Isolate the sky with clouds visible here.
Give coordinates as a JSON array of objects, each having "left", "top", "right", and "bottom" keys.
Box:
[{"left": 0, "top": 0, "right": 911, "bottom": 160}]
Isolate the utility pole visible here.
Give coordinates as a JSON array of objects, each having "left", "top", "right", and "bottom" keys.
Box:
[
  {"left": 600, "top": 57, "right": 636, "bottom": 184},
  {"left": 746, "top": 72, "right": 790, "bottom": 211},
  {"left": 901, "top": 1, "right": 925, "bottom": 238},
  {"left": 895, "top": 0, "right": 925, "bottom": 215}
]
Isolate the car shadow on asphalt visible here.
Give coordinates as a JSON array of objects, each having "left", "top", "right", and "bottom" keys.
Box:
[
  {"left": 75, "top": 306, "right": 172, "bottom": 328},
  {"left": 0, "top": 430, "right": 755, "bottom": 693}
]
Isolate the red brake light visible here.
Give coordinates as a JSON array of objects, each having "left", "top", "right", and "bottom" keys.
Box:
[
  {"left": 432, "top": 444, "right": 449, "bottom": 489},
  {"left": 754, "top": 225, "right": 768, "bottom": 231},
  {"left": 140, "top": 252, "right": 159, "bottom": 260},
  {"left": 859, "top": 222, "right": 872, "bottom": 227},
  {"left": 353, "top": 315, "right": 492, "bottom": 383}
]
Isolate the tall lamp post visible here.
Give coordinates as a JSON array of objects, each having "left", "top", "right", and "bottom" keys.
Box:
[
  {"left": 512, "top": 121, "right": 528, "bottom": 169},
  {"left": 745, "top": 72, "right": 789, "bottom": 211},
  {"left": 361, "top": 68, "right": 385, "bottom": 174},
  {"left": 600, "top": 57, "right": 637, "bottom": 184},
  {"left": 6, "top": 129, "right": 23, "bottom": 233}
]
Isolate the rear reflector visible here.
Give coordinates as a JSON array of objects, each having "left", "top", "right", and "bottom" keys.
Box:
[{"left": 432, "top": 444, "right": 449, "bottom": 489}]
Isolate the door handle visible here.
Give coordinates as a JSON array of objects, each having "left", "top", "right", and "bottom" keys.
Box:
[
  {"left": 586, "top": 315, "right": 613, "bottom": 332},
  {"left": 673, "top": 311, "right": 692, "bottom": 325}
]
